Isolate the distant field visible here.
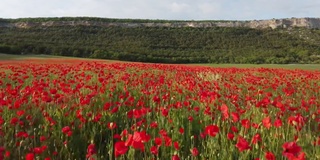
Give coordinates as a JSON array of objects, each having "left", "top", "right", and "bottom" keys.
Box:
[
  {"left": 0, "top": 53, "right": 66, "bottom": 60},
  {"left": 192, "top": 63, "right": 320, "bottom": 70},
  {"left": 1, "top": 53, "right": 319, "bottom": 70},
  {"left": 0, "top": 53, "right": 116, "bottom": 62}
]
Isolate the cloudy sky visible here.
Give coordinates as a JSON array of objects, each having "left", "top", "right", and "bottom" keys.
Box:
[{"left": 1, "top": 0, "right": 320, "bottom": 20}]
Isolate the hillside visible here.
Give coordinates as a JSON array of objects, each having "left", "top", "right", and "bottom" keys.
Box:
[{"left": 1, "top": 17, "right": 320, "bottom": 64}]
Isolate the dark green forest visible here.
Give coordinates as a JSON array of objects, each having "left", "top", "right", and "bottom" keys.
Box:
[{"left": 1, "top": 17, "right": 320, "bottom": 64}]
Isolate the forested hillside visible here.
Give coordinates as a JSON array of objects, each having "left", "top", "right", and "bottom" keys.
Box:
[{"left": 1, "top": 17, "right": 320, "bottom": 64}]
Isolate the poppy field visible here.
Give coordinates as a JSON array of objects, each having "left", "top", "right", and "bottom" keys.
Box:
[{"left": 0, "top": 59, "right": 319, "bottom": 160}]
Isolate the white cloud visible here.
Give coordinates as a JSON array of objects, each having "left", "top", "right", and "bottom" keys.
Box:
[
  {"left": 0, "top": 0, "right": 319, "bottom": 20},
  {"left": 169, "top": 2, "right": 190, "bottom": 13}
]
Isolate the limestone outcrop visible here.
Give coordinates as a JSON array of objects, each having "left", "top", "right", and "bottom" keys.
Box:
[{"left": 1, "top": 17, "right": 320, "bottom": 29}]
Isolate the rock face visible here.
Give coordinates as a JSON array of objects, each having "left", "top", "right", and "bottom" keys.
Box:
[{"left": 1, "top": 17, "right": 320, "bottom": 29}]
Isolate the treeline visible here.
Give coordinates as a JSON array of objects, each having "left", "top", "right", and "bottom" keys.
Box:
[
  {"left": 0, "top": 17, "right": 235, "bottom": 23},
  {"left": 1, "top": 22, "right": 320, "bottom": 64}
]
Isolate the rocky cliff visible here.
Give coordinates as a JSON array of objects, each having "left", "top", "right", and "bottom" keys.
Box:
[{"left": 1, "top": 17, "right": 320, "bottom": 29}]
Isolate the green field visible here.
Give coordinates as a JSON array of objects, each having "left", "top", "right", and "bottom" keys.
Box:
[
  {"left": 193, "top": 63, "right": 320, "bottom": 70},
  {"left": 1, "top": 53, "right": 319, "bottom": 70},
  {"left": 0, "top": 53, "right": 64, "bottom": 60}
]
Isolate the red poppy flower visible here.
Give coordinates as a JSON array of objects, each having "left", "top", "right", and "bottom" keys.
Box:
[
  {"left": 150, "top": 146, "right": 158, "bottom": 155},
  {"left": 164, "top": 136, "right": 172, "bottom": 147},
  {"left": 150, "top": 121, "right": 158, "bottom": 128},
  {"left": 274, "top": 118, "right": 283, "bottom": 128},
  {"left": 107, "top": 122, "right": 117, "bottom": 130},
  {"left": 179, "top": 127, "right": 184, "bottom": 134},
  {"left": 62, "top": 126, "right": 71, "bottom": 134},
  {"left": 236, "top": 136, "right": 251, "bottom": 152},
  {"left": 227, "top": 133, "right": 234, "bottom": 140},
  {"left": 252, "top": 133, "right": 261, "bottom": 144},
  {"left": 174, "top": 141, "right": 179, "bottom": 150},
  {"left": 265, "top": 151, "right": 276, "bottom": 160},
  {"left": 26, "top": 153, "right": 35, "bottom": 160},
  {"left": 190, "top": 147, "right": 199, "bottom": 156},
  {"left": 231, "top": 112, "right": 240, "bottom": 123},
  {"left": 282, "top": 142, "right": 302, "bottom": 159},
  {"left": 220, "top": 103, "right": 229, "bottom": 119},
  {"left": 241, "top": 119, "right": 251, "bottom": 129},
  {"left": 172, "top": 155, "right": 180, "bottom": 160},
  {"left": 86, "top": 143, "right": 96, "bottom": 158},
  {"left": 204, "top": 124, "right": 219, "bottom": 137},
  {"left": 262, "top": 116, "right": 272, "bottom": 129},
  {"left": 114, "top": 141, "right": 128, "bottom": 157},
  {"left": 5, "top": 151, "right": 10, "bottom": 158},
  {"left": 154, "top": 137, "right": 162, "bottom": 146},
  {"left": 231, "top": 126, "right": 239, "bottom": 133}
]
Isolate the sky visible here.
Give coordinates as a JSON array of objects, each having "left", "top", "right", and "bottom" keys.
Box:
[{"left": 1, "top": 0, "right": 320, "bottom": 20}]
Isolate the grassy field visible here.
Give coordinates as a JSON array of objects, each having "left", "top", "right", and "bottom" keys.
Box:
[
  {"left": 1, "top": 53, "right": 320, "bottom": 159},
  {"left": 0, "top": 53, "right": 66, "bottom": 60},
  {"left": 192, "top": 63, "right": 320, "bottom": 70},
  {"left": 0, "top": 60, "right": 319, "bottom": 160},
  {"left": 1, "top": 53, "right": 319, "bottom": 70},
  {"left": 0, "top": 53, "right": 115, "bottom": 62}
]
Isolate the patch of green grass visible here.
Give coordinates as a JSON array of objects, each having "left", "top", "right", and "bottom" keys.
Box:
[
  {"left": 0, "top": 53, "right": 65, "bottom": 60},
  {"left": 192, "top": 64, "right": 320, "bottom": 70},
  {"left": 0, "top": 53, "right": 23, "bottom": 60},
  {"left": 0, "top": 53, "right": 122, "bottom": 63},
  {"left": 1, "top": 53, "right": 318, "bottom": 70}
]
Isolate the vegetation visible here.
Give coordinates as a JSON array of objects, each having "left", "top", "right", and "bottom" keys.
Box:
[
  {"left": 1, "top": 17, "right": 320, "bottom": 64},
  {"left": 0, "top": 59, "right": 319, "bottom": 159},
  {"left": 0, "top": 17, "right": 238, "bottom": 23}
]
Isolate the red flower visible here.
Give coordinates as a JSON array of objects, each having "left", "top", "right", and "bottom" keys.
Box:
[
  {"left": 0, "top": 146, "right": 4, "bottom": 157},
  {"left": 67, "top": 131, "right": 73, "bottom": 137},
  {"left": 227, "top": 133, "right": 234, "bottom": 140},
  {"left": 164, "top": 136, "right": 172, "bottom": 147},
  {"left": 150, "top": 121, "right": 158, "bottom": 128},
  {"left": 282, "top": 142, "right": 302, "bottom": 159},
  {"left": 26, "top": 153, "right": 35, "bottom": 160},
  {"left": 231, "top": 126, "right": 239, "bottom": 133},
  {"left": 86, "top": 143, "right": 96, "bottom": 158},
  {"left": 204, "top": 124, "right": 219, "bottom": 137},
  {"left": 231, "top": 112, "right": 240, "bottom": 123},
  {"left": 241, "top": 119, "right": 251, "bottom": 129},
  {"left": 33, "top": 147, "right": 44, "bottom": 154},
  {"left": 154, "top": 137, "right": 162, "bottom": 146},
  {"left": 262, "top": 116, "right": 272, "bottom": 129},
  {"left": 150, "top": 146, "right": 158, "bottom": 155},
  {"left": 236, "top": 136, "right": 251, "bottom": 152},
  {"left": 10, "top": 117, "right": 19, "bottom": 125},
  {"left": 107, "top": 122, "right": 117, "bottom": 130},
  {"left": 62, "top": 126, "right": 71, "bottom": 134},
  {"left": 125, "top": 131, "right": 150, "bottom": 151},
  {"left": 50, "top": 88, "right": 57, "bottom": 94},
  {"left": 288, "top": 115, "right": 305, "bottom": 131},
  {"left": 16, "top": 110, "right": 25, "bottom": 117},
  {"left": 252, "top": 133, "right": 261, "bottom": 144},
  {"left": 190, "top": 147, "right": 199, "bottom": 156},
  {"left": 174, "top": 141, "right": 179, "bottom": 150},
  {"left": 5, "top": 151, "right": 10, "bottom": 158},
  {"left": 274, "top": 118, "right": 283, "bottom": 128},
  {"left": 172, "top": 155, "right": 180, "bottom": 160},
  {"left": 114, "top": 141, "right": 128, "bottom": 157},
  {"left": 40, "top": 136, "right": 47, "bottom": 142},
  {"left": 179, "top": 127, "right": 184, "bottom": 134},
  {"left": 220, "top": 104, "right": 229, "bottom": 119},
  {"left": 161, "top": 108, "right": 169, "bottom": 117},
  {"left": 265, "top": 151, "right": 276, "bottom": 160}
]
